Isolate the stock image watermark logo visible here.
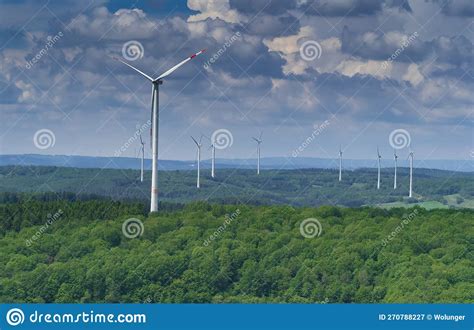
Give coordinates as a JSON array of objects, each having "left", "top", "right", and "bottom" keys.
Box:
[
  {"left": 25, "top": 209, "right": 63, "bottom": 247},
  {"left": 300, "top": 218, "right": 322, "bottom": 238},
  {"left": 6, "top": 308, "right": 25, "bottom": 326},
  {"left": 122, "top": 40, "right": 144, "bottom": 61},
  {"left": 389, "top": 128, "right": 411, "bottom": 149},
  {"left": 122, "top": 218, "right": 144, "bottom": 238},
  {"left": 212, "top": 128, "right": 233, "bottom": 150},
  {"left": 381, "top": 209, "right": 419, "bottom": 247},
  {"left": 292, "top": 120, "right": 330, "bottom": 157},
  {"left": 114, "top": 120, "right": 151, "bottom": 157},
  {"left": 203, "top": 31, "right": 241, "bottom": 69},
  {"left": 203, "top": 209, "right": 240, "bottom": 246},
  {"left": 33, "top": 128, "right": 56, "bottom": 150},
  {"left": 299, "top": 40, "right": 322, "bottom": 61},
  {"left": 381, "top": 31, "right": 419, "bottom": 70},
  {"left": 25, "top": 31, "right": 64, "bottom": 69}
]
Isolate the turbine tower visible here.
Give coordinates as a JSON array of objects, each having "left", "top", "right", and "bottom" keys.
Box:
[
  {"left": 377, "top": 147, "right": 381, "bottom": 190},
  {"left": 338, "top": 145, "right": 343, "bottom": 182},
  {"left": 191, "top": 135, "right": 202, "bottom": 188},
  {"left": 211, "top": 142, "right": 216, "bottom": 178},
  {"left": 113, "top": 49, "right": 205, "bottom": 212},
  {"left": 139, "top": 134, "right": 145, "bottom": 182},
  {"left": 252, "top": 132, "right": 263, "bottom": 175},
  {"left": 408, "top": 148, "right": 414, "bottom": 198},
  {"left": 393, "top": 149, "right": 398, "bottom": 189}
]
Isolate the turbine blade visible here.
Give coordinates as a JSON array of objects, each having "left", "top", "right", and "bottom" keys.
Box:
[
  {"left": 155, "top": 49, "right": 205, "bottom": 81},
  {"left": 111, "top": 56, "right": 154, "bottom": 82},
  {"left": 191, "top": 136, "right": 199, "bottom": 146}
]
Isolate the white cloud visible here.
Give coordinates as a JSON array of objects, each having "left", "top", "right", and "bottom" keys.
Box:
[
  {"left": 187, "top": 0, "right": 243, "bottom": 23},
  {"left": 403, "top": 63, "right": 424, "bottom": 86}
]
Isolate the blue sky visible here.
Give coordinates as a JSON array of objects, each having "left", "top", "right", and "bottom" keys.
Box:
[{"left": 0, "top": 0, "right": 472, "bottom": 161}]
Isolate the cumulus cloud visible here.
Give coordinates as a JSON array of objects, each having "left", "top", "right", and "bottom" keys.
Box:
[
  {"left": 0, "top": 0, "right": 471, "bottom": 158},
  {"left": 187, "top": 0, "right": 243, "bottom": 23}
]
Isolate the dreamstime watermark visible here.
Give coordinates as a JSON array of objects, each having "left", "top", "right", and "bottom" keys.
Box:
[
  {"left": 114, "top": 121, "right": 151, "bottom": 157},
  {"left": 122, "top": 40, "right": 144, "bottom": 61},
  {"left": 25, "top": 31, "right": 64, "bottom": 69},
  {"left": 299, "top": 40, "right": 322, "bottom": 61},
  {"left": 389, "top": 128, "right": 411, "bottom": 149},
  {"left": 203, "top": 32, "right": 242, "bottom": 69},
  {"left": 381, "top": 209, "right": 419, "bottom": 247},
  {"left": 33, "top": 128, "right": 56, "bottom": 150},
  {"left": 292, "top": 120, "right": 330, "bottom": 157},
  {"left": 6, "top": 308, "right": 25, "bottom": 326},
  {"left": 122, "top": 218, "right": 144, "bottom": 238},
  {"left": 25, "top": 209, "right": 63, "bottom": 247},
  {"left": 300, "top": 218, "right": 322, "bottom": 238},
  {"left": 212, "top": 128, "right": 233, "bottom": 150},
  {"left": 203, "top": 209, "right": 241, "bottom": 246},
  {"left": 5, "top": 308, "right": 146, "bottom": 326},
  {"left": 381, "top": 31, "right": 419, "bottom": 70}
]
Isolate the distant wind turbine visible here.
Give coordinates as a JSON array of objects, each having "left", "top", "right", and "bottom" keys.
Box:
[
  {"left": 252, "top": 132, "right": 263, "bottom": 175},
  {"left": 408, "top": 148, "right": 414, "bottom": 198},
  {"left": 210, "top": 142, "right": 216, "bottom": 178},
  {"left": 393, "top": 149, "right": 398, "bottom": 189},
  {"left": 191, "top": 135, "right": 203, "bottom": 188},
  {"left": 338, "top": 145, "right": 343, "bottom": 182},
  {"left": 112, "top": 49, "right": 205, "bottom": 212},
  {"left": 377, "top": 147, "right": 382, "bottom": 190},
  {"left": 139, "top": 134, "right": 145, "bottom": 182}
]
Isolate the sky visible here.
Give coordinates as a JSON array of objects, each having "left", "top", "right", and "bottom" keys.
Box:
[{"left": 0, "top": 0, "right": 472, "bottom": 161}]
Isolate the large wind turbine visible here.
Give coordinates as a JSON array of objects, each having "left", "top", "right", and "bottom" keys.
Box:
[
  {"left": 377, "top": 147, "right": 382, "bottom": 190},
  {"left": 191, "top": 135, "right": 202, "bottom": 188},
  {"left": 338, "top": 145, "right": 343, "bottom": 182},
  {"left": 113, "top": 49, "right": 205, "bottom": 212},
  {"left": 139, "top": 134, "right": 145, "bottom": 182},
  {"left": 408, "top": 148, "right": 414, "bottom": 198},
  {"left": 252, "top": 132, "right": 263, "bottom": 175},
  {"left": 393, "top": 149, "right": 398, "bottom": 189}
]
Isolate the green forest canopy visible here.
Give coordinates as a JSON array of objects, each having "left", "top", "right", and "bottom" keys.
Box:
[{"left": 0, "top": 198, "right": 472, "bottom": 303}]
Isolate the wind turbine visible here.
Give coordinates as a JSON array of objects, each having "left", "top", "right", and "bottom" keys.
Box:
[
  {"left": 338, "top": 145, "right": 343, "bottom": 182},
  {"left": 139, "top": 133, "right": 145, "bottom": 182},
  {"left": 393, "top": 149, "right": 398, "bottom": 189},
  {"left": 191, "top": 135, "right": 203, "bottom": 188},
  {"left": 210, "top": 140, "right": 216, "bottom": 178},
  {"left": 252, "top": 132, "right": 263, "bottom": 175},
  {"left": 377, "top": 147, "right": 381, "bottom": 190},
  {"left": 408, "top": 148, "right": 414, "bottom": 198},
  {"left": 112, "top": 49, "right": 205, "bottom": 212}
]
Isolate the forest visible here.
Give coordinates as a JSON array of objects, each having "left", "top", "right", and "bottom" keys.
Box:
[
  {"left": 0, "top": 197, "right": 472, "bottom": 303},
  {"left": 1, "top": 165, "right": 473, "bottom": 208}
]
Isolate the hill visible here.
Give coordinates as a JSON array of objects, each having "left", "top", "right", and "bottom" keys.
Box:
[
  {"left": 1, "top": 154, "right": 472, "bottom": 172},
  {"left": 0, "top": 166, "right": 473, "bottom": 208}
]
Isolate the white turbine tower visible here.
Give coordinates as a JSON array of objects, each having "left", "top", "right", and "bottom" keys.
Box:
[
  {"left": 139, "top": 134, "right": 145, "bottom": 182},
  {"left": 408, "top": 148, "right": 414, "bottom": 198},
  {"left": 113, "top": 49, "right": 205, "bottom": 212},
  {"left": 338, "top": 145, "right": 343, "bottom": 182},
  {"left": 377, "top": 147, "right": 382, "bottom": 190},
  {"left": 191, "top": 135, "right": 202, "bottom": 188},
  {"left": 210, "top": 140, "right": 216, "bottom": 178},
  {"left": 393, "top": 149, "right": 398, "bottom": 189},
  {"left": 252, "top": 132, "right": 263, "bottom": 175}
]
